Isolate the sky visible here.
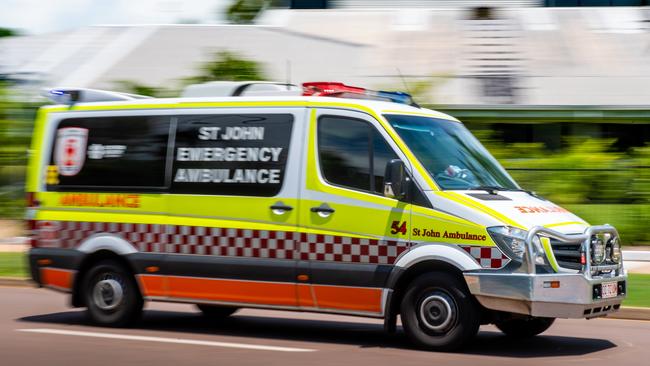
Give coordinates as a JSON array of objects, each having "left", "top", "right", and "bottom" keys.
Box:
[{"left": 0, "top": 0, "right": 231, "bottom": 35}]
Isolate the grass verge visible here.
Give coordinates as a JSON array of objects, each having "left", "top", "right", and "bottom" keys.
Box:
[
  {"left": 625, "top": 273, "right": 650, "bottom": 308},
  {"left": 0, "top": 252, "right": 27, "bottom": 278},
  {"left": 564, "top": 204, "right": 650, "bottom": 246}
]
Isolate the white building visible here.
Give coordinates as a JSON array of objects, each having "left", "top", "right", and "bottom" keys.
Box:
[{"left": 1, "top": 6, "right": 649, "bottom": 105}]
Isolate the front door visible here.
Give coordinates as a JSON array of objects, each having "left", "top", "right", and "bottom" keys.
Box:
[{"left": 297, "top": 108, "right": 413, "bottom": 315}]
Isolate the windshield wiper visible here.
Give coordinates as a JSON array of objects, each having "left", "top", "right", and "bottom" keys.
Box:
[
  {"left": 468, "top": 185, "right": 539, "bottom": 198},
  {"left": 467, "top": 185, "right": 505, "bottom": 195}
]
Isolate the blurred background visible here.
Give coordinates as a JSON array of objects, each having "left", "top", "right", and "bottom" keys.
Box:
[{"left": 2, "top": 0, "right": 650, "bottom": 244}]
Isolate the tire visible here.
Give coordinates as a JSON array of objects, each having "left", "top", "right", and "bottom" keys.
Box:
[
  {"left": 400, "top": 272, "right": 480, "bottom": 352},
  {"left": 495, "top": 316, "right": 555, "bottom": 338},
  {"left": 82, "top": 259, "right": 143, "bottom": 327},
  {"left": 196, "top": 304, "right": 238, "bottom": 318}
]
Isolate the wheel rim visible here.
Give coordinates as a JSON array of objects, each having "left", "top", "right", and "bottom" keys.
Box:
[
  {"left": 92, "top": 275, "right": 124, "bottom": 311},
  {"left": 418, "top": 291, "right": 457, "bottom": 333}
]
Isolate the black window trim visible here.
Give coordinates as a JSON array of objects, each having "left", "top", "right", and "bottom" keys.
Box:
[
  {"left": 169, "top": 112, "right": 295, "bottom": 197},
  {"left": 47, "top": 115, "right": 174, "bottom": 193},
  {"left": 316, "top": 114, "right": 398, "bottom": 198},
  {"left": 164, "top": 117, "right": 178, "bottom": 189},
  {"left": 315, "top": 113, "right": 432, "bottom": 208}
]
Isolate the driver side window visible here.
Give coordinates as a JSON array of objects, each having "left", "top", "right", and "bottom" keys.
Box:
[{"left": 317, "top": 115, "right": 397, "bottom": 195}]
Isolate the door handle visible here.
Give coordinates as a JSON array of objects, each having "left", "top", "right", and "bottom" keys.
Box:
[
  {"left": 310, "top": 203, "right": 335, "bottom": 217},
  {"left": 270, "top": 201, "right": 293, "bottom": 214}
]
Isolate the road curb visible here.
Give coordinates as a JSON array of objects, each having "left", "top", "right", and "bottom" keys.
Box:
[
  {"left": 0, "top": 277, "right": 35, "bottom": 287},
  {"left": 623, "top": 251, "right": 650, "bottom": 262},
  {"left": 608, "top": 306, "right": 650, "bottom": 321}
]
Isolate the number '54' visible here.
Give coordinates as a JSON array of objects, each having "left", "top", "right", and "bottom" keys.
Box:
[{"left": 390, "top": 221, "right": 407, "bottom": 235}]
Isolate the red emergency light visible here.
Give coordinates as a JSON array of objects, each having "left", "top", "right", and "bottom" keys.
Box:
[
  {"left": 302, "top": 82, "right": 417, "bottom": 106},
  {"left": 302, "top": 82, "right": 366, "bottom": 97}
]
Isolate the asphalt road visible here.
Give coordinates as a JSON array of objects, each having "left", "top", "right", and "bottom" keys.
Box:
[{"left": 2, "top": 287, "right": 649, "bottom": 366}]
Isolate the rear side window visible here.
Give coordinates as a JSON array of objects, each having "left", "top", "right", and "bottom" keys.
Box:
[
  {"left": 317, "top": 115, "right": 398, "bottom": 194},
  {"left": 171, "top": 114, "right": 293, "bottom": 196},
  {"left": 47, "top": 116, "right": 171, "bottom": 191}
]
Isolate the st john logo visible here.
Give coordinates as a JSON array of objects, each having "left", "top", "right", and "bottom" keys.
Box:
[{"left": 54, "top": 127, "right": 88, "bottom": 176}]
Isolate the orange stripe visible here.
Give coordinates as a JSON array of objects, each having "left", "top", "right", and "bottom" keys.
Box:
[
  {"left": 139, "top": 275, "right": 383, "bottom": 313},
  {"left": 138, "top": 275, "right": 167, "bottom": 297},
  {"left": 40, "top": 268, "right": 73, "bottom": 290},
  {"left": 297, "top": 284, "right": 316, "bottom": 307},
  {"left": 165, "top": 276, "right": 298, "bottom": 307},
  {"left": 312, "top": 285, "right": 383, "bottom": 313}
]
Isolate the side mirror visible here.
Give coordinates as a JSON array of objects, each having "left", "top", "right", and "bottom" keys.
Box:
[{"left": 384, "top": 159, "right": 407, "bottom": 200}]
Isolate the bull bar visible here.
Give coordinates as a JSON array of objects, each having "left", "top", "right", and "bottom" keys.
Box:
[{"left": 463, "top": 225, "right": 627, "bottom": 319}]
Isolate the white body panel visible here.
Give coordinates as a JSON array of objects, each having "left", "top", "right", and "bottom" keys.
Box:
[
  {"left": 77, "top": 234, "right": 137, "bottom": 255},
  {"left": 394, "top": 243, "right": 482, "bottom": 271}
]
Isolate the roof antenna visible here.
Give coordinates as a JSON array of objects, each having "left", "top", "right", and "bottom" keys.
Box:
[
  {"left": 286, "top": 60, "right": 291, "bottom": 90},
  {"left": 396, "top": 67, "right": 421, "bottom": 108}
]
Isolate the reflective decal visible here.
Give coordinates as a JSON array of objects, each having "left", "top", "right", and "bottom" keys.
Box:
[
  {"left": 390, "top": 220, "right": 407, "bottom": 235},
  {"left": 514, "top": 205, "right": 569, "bottom": 214},
  {"left": 412, "top": 227, "right": 487, "bottom": 242},
  {"left": 58, "top": 193, "right": 140, "bottom": 208},
  {"left": 54, "top": 127, "right": 88, "bottom": 177},
  {"left": 87, "top": 144, "right": 127, "bottom": 160},
  {"left": 46, "top": 165, "right": 59, "bottom": 185}
]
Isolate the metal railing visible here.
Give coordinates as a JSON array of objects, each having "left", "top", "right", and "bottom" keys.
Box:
[{"left": 524, "top": 225, "right": 623, "bottom": 277}]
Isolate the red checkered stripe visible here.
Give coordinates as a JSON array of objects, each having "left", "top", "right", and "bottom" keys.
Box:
[
  {"left": 33, "top": 220, "right": 506, "bottom": 268},
  {"left": 34, "top": 220, "right": 412, "bottom": 265},
  {"left": 50, "top": 221, "right": 299, "bottom": 260},
  {"left": 299, "top": 233, "right": 411, "bottom": 265},
  {"left": 460, "top": 245, "right": 510, "bottom": 269}
]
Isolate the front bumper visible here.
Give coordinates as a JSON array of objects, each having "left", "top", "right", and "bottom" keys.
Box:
[
  {"left": 464, "top": 270, "right": 626, "bottom": 318},
  {"left": 464, "top": 224, "right": 627, "bottom": 319}
]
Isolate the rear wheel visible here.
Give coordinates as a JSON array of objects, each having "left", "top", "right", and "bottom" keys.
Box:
[
  {"left": 196, "top": 304, "right": 238, "bottom": 319},
  {"left": 495, "top": 316, "right": 555, "bottom": 337},
  {"left": 400, "top": 272, "right": 480, "bottom": 352},
  {"left": 83, "top": 260, "right": 143, "bottom": 327}
]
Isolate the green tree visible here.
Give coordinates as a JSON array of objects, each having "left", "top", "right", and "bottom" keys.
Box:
[
  {"left": 226, "top": 0, "right": 268, "bottom": 24},
  {"left": 188, "top": 50, "right": 268, "bottom": 83},
  {"left": 114, "top": 80, "right": 175, "bottom": 98},
  {"left": 0, "top": 83, "right": 38, "bottom": 218},
  {"left": 0, "top": 27, "right": 17, "bottom": 38},
  {"left": 115, "top": 51, "right": 267, "bottom": 98}
]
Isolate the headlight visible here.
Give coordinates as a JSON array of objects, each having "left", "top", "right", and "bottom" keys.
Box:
[
  {"left": 609, "top": 236, "right": 622, "bottom": 263},
  {"left": 591, "top": 235, "right": 606, "bottom": 264},
  {"left": 487, "top": 226, "right": 546, "bottom": 264}
]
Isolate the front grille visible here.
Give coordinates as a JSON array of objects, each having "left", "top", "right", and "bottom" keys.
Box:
[{"left": 550, "top": 238, "right": 582, "bottom": 270}]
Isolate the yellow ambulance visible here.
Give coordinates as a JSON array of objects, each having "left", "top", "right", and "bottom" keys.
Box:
[{"left": 26, "top": 82, "right": 627, "bottom": 351}]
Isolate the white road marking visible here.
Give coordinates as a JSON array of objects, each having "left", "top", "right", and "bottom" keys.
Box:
[{"left": 16, "top": 328, "right": 315, "bottom": 353}]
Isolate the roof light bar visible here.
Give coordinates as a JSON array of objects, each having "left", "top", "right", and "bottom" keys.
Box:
[
  {"left": 302, "top": 82, "right": 417, "bottom": 106},
  {"left": 41, "top": 87, "right": 152, "bottom": 105}
]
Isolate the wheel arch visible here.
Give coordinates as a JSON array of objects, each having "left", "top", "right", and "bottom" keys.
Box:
[
  {"left": 71, "top": 234, "right": 139, "bottom": 307},
  {"left": 383, "top": 243, "right": 481, "bottom": 330}
]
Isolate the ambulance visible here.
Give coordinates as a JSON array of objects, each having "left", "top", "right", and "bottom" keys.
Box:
[{"left": 27, "top": 81, "right": 627, "bottom": 351}]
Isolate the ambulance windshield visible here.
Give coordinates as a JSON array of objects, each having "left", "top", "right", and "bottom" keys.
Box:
[{"left": 384, "top": 114, "right": 518, "bottom": 190}]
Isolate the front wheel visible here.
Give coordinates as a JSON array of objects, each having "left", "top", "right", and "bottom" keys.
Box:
[
  {"left": 83, "top": 260, "right": 143, "bottom": 327},
  {"left": 495, "top": 316, "right": 555, "bottom": 337},
  {"left": 400, "top": 272, "right": 480, "bottom": 352}
]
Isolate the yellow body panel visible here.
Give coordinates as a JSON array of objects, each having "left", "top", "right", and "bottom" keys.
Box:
[{"left": 27, "top": 99, "right": 511, "bottom": 249}]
